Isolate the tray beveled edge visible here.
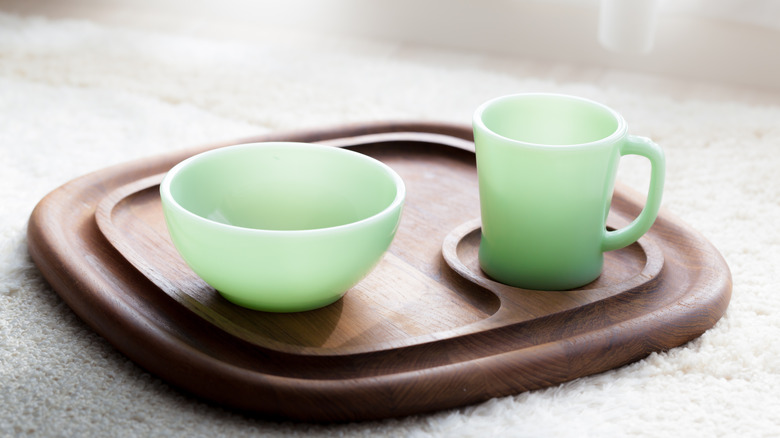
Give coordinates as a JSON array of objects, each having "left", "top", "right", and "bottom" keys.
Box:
[{"left": 26, "top": 121, "right": 732, "bottom": 422}]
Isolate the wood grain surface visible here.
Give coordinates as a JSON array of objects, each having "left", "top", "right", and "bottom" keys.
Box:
[{"left": 26, "top": 122, "right": 732, "bottom": 422}]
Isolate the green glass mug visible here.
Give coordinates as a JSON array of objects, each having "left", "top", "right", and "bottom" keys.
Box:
[{"left": 473, "top": 93, "right": 665, "bottom": 290}]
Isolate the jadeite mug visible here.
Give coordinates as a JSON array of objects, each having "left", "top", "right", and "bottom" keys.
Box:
[{"left": 473, "top": 93, "right": 665, "bottom": 290}]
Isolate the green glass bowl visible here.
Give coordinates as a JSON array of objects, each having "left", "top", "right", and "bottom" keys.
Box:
[{"left": 159, "top": 142, "right": 405, "bottom": 312}]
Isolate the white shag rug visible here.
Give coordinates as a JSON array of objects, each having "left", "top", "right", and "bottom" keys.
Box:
[{"left": 1, "top": 11, "right": 779, "bottom": 438}]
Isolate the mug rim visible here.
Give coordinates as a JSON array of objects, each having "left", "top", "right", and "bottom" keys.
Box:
[
  {"left": 159, "top": 141, "right": 406, "bottom": 236},
  {"left": 473, "top": 92, "right": 628, "bottom": 149}
]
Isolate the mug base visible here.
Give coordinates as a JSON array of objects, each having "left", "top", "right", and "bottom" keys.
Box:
[{"left": 478, "top": 260, "right": 602, "bottom": 291}]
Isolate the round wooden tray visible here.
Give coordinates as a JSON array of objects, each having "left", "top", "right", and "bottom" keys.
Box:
[{"left": 27, "top": 122, "right": 731, "bottom": 422}]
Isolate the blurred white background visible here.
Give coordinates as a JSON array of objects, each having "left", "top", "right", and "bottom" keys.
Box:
[{"left": 3, "top": 0, "right": 780, "bottom": 92}]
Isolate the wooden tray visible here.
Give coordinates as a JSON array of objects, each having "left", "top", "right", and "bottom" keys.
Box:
[{"left": 27, "top": 122, "right": 731, "bottom": 422}]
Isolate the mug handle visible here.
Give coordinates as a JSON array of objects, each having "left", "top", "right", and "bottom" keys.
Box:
[{"left": 602, "top": 135, "right": 666, "bottom": 252}]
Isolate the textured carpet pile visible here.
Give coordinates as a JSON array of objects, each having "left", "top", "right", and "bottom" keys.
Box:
[{"left": 1, "top": 12, "right": 779, "bottom": 437}]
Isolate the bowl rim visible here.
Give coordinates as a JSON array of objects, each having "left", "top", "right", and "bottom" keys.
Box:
[{"left": 159, "top": 142, "right": 406, "bottom": 235}]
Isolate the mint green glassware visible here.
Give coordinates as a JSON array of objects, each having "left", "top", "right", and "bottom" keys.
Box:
[
  {"left": 160, "top": 142, "right": 405, "bottom": 312},
  {"left": 473, "top": 93, "right": 665, "bottom": 290}
]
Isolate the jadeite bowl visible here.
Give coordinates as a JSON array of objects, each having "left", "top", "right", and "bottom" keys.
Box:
[{"left": 159, "top": 142, "right": 405, "bottom": 312}]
